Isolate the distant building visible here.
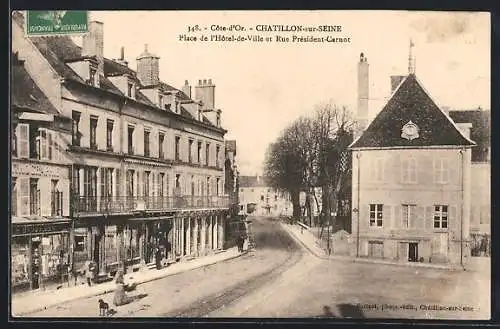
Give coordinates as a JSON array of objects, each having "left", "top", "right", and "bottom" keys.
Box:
[
  {"left": 448, "top": 108, "right": 490, "bottom": 256},
  {"left": 238, "top": 175, "right": 292, "bottom": 217},
  {"left": 349, "top": 50, "right": 475, "bottom": 265}
]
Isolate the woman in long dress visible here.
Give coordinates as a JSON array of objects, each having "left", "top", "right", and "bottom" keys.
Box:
[{"left": 113, "top": 264, "right": 136, "bottom": 306}]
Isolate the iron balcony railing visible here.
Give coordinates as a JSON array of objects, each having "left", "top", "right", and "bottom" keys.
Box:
[{"left": 72, "top": 195, "right": 231, "bottom": 215}]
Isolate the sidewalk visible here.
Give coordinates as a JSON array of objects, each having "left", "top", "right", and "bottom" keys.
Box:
[
  {"left": 11, "top": 247, "right": 242, "bottom": 317},
  {"left": 281, "top": 222, "right": 468, "bottom": 271}
]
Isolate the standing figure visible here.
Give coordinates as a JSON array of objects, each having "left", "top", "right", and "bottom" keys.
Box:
[
  {"left": 83, "top": 260, "right": 97, "bottom": 287},
  {"left": 113, "top": 268, "right": 134, "bottom": 307}
]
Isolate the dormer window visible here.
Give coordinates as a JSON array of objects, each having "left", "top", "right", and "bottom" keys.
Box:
[
  {"left": 127, "top": 82, "right": 133, "bottom": 97},
  {"left": 159, "top": 94, "right": 164, "bottom": 108},
  {"left": 89, "top": 67, "right": 97, "bottom": 86}
]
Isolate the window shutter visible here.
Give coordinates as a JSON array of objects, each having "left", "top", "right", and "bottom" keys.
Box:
[
  {"left": 432, "top": 159, "right": 437, "bottom": 183},
  {"left": 18, "top": 177, "right": 30, "bottom": 216},
  {"left": 426, "top": 206, "right": 434, "bottom": 229},
  {"left": 137, "top": 171, "right": 142, "bottom": 196},
  {"left": 394, "top": 204, "right": 402, "bottom": 229},
  {"left": 39, "top": 129, "right": 47, "bottom": 160},
  {"left": 47, "top": 131, "right": 53, "bottom": 160},
  {"left": 449, "top": 205, "right": 457, "bottom": 230},
  {"left": 16, "top": 124, "right": 29, "bottom": 158},
  {"left": 383, "top": 204, "right": 391, "bottom": 228},
  {"left": 416, "top": 206, "right": 425, "bottom": 229},
  {"left": 115, "top": 169, "right": 120, "bottom": 198},
  {"left": 362, "top": 204, "right": 370, "bottom": 229},
  {"left": 152, "top": 172, "right": 157, "bottom": 197},
  {"left": 400, "top": 158, "right": 407, "bottom": 183}
]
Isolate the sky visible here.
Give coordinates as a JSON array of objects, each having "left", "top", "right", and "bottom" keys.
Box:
[{"left": 80, "top": 11, "right": 490, "bottom": 175}]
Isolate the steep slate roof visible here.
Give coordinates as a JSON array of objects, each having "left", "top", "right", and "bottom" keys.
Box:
[
  {"left": 239, "top": 176, "right": 271, "bottom": 188},
  {"left": 350, "top": 74, "right": 475, "bottom": 149},
  {"left": 449, "top": 109, "right": 490, "bottom": 162},
  {"left": 11, "top": 53, "right": 60, "bottom": 115},
  {"left": 12, "top": 11, "right": 220, "bottom": 130}
]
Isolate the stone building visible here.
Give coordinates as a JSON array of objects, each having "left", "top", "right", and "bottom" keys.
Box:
[
  {"left": 11, "top": 52, "right": 73, "bottom": 292},
  {"left": 349, "top": 51, "right": 475, "bottom": 265},
  {"left": 238, "top": 175, "right": 293, "bottom": 217},
  {"left": 12, "top": 12, "right": 230, "bottom": 283}
]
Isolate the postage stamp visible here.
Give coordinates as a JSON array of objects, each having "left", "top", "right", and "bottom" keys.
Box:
[{"left": 25, "top": 10, "right": 88, "bottom": 36}]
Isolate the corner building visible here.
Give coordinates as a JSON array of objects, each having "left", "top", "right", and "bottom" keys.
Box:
[
  {"left": 349, "top": 68, "right": 474, "bottom": 265},
  {"left": 12, "top": 13, "right": 230, "bottom": 279}
]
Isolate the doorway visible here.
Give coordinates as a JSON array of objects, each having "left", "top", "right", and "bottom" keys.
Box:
[
  {"left": 31, "top": 239, "right": 41, "bottom": 290},
  {"left": 408, "top": 242, "right": 419, "bottom": 262}
]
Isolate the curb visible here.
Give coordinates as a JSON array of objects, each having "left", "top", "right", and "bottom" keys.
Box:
[
  {"left": 13, "top": 249, "right": 244, "bottom": 317},
  {"left": 280, "top": 223, "right": 328, "bottom": 260},
  {"left": 280, "top": 222, "right": 464, "bottom": 272}
]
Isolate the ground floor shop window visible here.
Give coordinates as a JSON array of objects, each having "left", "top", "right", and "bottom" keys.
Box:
[
  {"left": 123, "top": 225, "right": 140, "bottom": 261},
  {"left": 73, "top": 227, "right": 89, "bottom": 272},
  {"left": 40, "top": 234, "right": 70, "bottom": 285},
  {"left": 12, "top": 237, "right": 30, "bottom": 289},
  {"left": 105, "top": 225, "right": 118, "bottom": 265}
]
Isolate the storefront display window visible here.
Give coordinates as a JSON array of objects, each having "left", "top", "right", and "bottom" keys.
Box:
[
  {"left": 40, "top": 234, "right": 70, "bottom": 283},
  {"left": 123, "top": 225, "right": 140, "bottom": 261},
  {"left": 105, "top": 225, "right": 118, "bottom": 265},
  {"left": 12, "top": 237, "right": 30, "bottom": 288}
]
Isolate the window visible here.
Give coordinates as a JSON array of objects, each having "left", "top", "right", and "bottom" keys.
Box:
[
  {"left": 106, "top": 119, "right": 114, "bottom": 151},
  {"left": 89, "top": 67, "right": 97, "bottom": 86},
  {"left": 207, "top": 177, "right": 210, "bottom": 196},
  {"left": 434, "top": 158, "right": 449, "bottom": 184},
  {"left": 127, "top": 125, "right": 135, "bottom": 155},
  {"left": 197, "top": 141, "right": 202, "bottom": 163},
  {"left": 216, "top": 178, "right": 220, "bottom": 195},
  {"left": 126, "top": 170, "right": 135, "bottom": 197},
  {"left": 99, "top": 168, "right": 113, "bottom": 198},
  {"left": 144, "top": 130, "right": 150, "bottom": 157},
  {"left": 261, "top": 195, "right": 264, "bottom": 201},
  {"left": 158, "top": 132, "right": 165, "bottom": 159},
  {"left": 401, "top": 157, "right": 417, "bottom": 183},
  {"left": 30, "top": 178, "right": 40, "bottom": 216},
  {"left": 51, "top": 179, "right": 62, "bottom": 216},
  {"left": 74, "top": 235, "right": 86, "bottom": 252},
  {"left": 370, "top": 158, "right": 384, "bottom": 182},
  {"left": 188, "top": 140, "right": 193, "bottom": 163},
  {"left": 159, "top": 173, "right": 165, "bottom": 197},
  {"left": 206, "top": 143, "right": 210, "bottom": 166},
  {"left": 127, "top": 83, "right": 133, "bottom": 97},
  {"left": 144, "top": 171, "right": 150, "bottom": 197},
  {"left": 401, "top": 204, "right": 416, "bottom": 228},
  {"left": 369, "top": 204, "right": 383, "bottom": 227},
  {"left": 72, "top": 111, "right": 81, "bottom": 146},
  {"left": 175, "top": 136, "right": 180, "bottom": 161},
  {"left": 216, "top": 145, "right": 220, "bottom": 167},
  {"left": 90, "top": 116, "right": 98, "bottom": 150},
  {"left": 434, "top": 205, "right": 448, "bottom": 229}
]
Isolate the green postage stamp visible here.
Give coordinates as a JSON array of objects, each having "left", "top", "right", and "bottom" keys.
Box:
[{"left": 25, "top": 11, "right": 88, "bottom": 36}]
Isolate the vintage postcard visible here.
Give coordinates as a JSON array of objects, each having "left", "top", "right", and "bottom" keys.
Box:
[{"left": 10, "top": 10, "right": 490, "bottom": 320}]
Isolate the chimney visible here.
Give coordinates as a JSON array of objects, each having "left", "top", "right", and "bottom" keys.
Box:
[
  {"left": 181, "top": 80, "right": 191, "bottom": 98},
  {"left": 195, "top": 78, "right": 215, "bottom": 110},
  {"left": 355, "top": 52, "right": 369, "bottom": 139},
  {"left": 390, "top": 75, "right": 406, "bottom": 94},
  {"left": 136, "top": 44, "right": 160, "bottom": 86},
  {"left": 82, "top": 21, "right": 104, "bottom": 76},
  {"left": 116, "top": 46, "right": 129, "bottom": 67}
]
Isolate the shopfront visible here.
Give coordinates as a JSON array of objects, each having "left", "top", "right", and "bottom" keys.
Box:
[
  {"left": 11, "top": 217, "right": 71, "bottom": 293},
  {"left": 138, "top": 217, "right": 174, "bottom": 265}
]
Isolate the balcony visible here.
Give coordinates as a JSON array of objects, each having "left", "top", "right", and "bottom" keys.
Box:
[{"left": 72, "top": 195, "right": 231, "bottom": 216}]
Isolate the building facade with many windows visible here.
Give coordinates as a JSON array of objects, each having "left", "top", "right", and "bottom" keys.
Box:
[
  {"left": 11, "top": 52, "right": 73, "bottom": 292},
  {"left": 12, "top": 12, "right": 230, "bottom": 283},
  {"left": 349, "top": 55, "right": 474, "bottom": 265}
]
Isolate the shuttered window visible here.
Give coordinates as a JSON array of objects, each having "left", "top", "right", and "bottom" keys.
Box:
[
  {"left": 16, "top": 124, "right": 29, "bottom": 158},
  {"left": 434, "top": 158, "right": 449, "bottom": 184},
  {"left": 401, "top": 204, "right": 416, "bottom": 228}
]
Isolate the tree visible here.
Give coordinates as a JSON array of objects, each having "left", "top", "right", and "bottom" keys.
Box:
[{"left": 263, "top": 102, "right": 355, "bottom": 227}]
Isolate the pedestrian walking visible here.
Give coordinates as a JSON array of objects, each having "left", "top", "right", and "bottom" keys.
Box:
[{"left": 155, "top": 246, "right": 163, "bottom": 270}]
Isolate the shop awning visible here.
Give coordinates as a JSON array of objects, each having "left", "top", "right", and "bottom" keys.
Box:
[{"left": 127, "top": 215, "right": 174, "bottom": 222}]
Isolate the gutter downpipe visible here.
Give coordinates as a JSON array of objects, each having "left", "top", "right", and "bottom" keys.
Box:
[
  {"left": 459, "top": 148, "right": 465, "bottom": 270},
  {"left": 356, "top": 151, "right": 361, "bottom": 258}
]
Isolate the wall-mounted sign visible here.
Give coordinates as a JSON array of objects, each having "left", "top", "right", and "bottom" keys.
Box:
[{"left": 13, "top": 222, "right": 70, "bottom": 236}]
